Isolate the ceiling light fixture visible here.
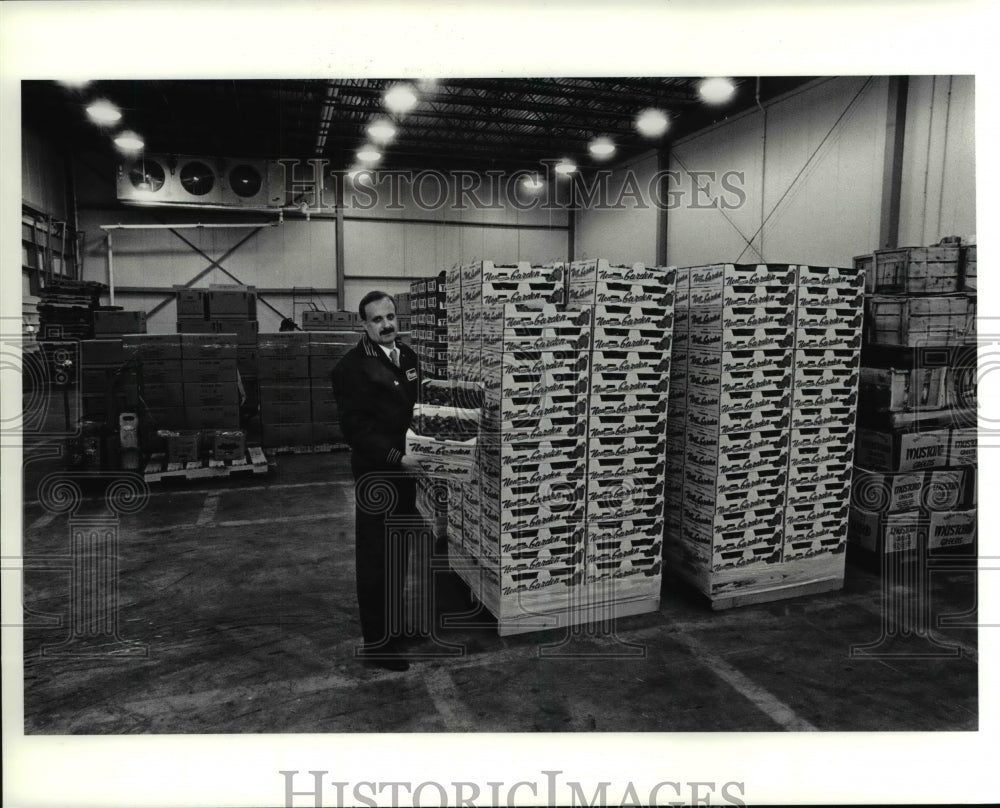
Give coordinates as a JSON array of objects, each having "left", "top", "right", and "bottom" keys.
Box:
[
  {"left": 367, "top": 119, "right": 397, "bottom": 144},
  {"left": 383, "top": 83, "right": 418, "bottom": 114},
  {"left": 635, "top": 109, "right": 670, "bottom": 138},
  {"left": 86, "top": 99, "right": 122, "bottom": 126},
  {"left": 588, "top": 137, "right": 616, "bottom": 160},
  {"left": 554, "top": 160, "right": 577, "bottom": 176},
  {"left": 356, "top": 145, "right": 382, "bottom": 164},
  {"left": 113, "top": 131, "right": 145, "bottom": 153},
  {"left": 521, "top": 175, "right": 544, "bottom": 192},
  {"left": 699, "top": 77, "right": 736, "bottom": 104}
]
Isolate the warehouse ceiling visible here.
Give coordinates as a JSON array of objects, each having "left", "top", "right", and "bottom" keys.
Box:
[{"left": 22, "top": 77, "right": 814, "bottom": 175}]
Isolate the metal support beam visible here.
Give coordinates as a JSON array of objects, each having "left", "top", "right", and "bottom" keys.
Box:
[
  {"left": 143, "top": 227, "right": 262, "bottom": 319},
  {"left": 335, "top": 173, "right": 346, "bottom": 312},
  {"left": 879, "top": 76, "right": 909, "bottom": 250},
  {"left": 567, "top": 206, "right": 576, "bottom": 263},
  {"left": 656, "top": 148, "right": 669, "bottom": 266}
]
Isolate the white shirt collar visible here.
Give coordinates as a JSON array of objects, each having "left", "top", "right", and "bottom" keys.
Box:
[{"left": 377, "top": 342, "right": 398, "bottom": 360}]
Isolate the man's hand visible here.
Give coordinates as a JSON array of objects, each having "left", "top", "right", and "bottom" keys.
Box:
[{"left": 399, "top": 455, "right": 424, "bottom": 474}]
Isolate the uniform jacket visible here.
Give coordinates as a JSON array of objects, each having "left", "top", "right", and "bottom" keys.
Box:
[{"left": 331, "top": 334, "right": 420, "bottom": 473}]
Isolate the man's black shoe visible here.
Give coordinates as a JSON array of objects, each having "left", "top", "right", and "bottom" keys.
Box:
[{"left": 357, "top": 644, "right": 410, "bottom": 672}]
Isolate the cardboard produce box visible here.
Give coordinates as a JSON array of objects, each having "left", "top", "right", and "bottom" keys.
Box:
[
  {"left": 928, "top": 509, "right": 977, "bottom": 550},
  {"left": 406, "top": 404, "right": 479, "bottom": 482},
  {"left": 848, "top": 508, "right": 920, "bottom": 553},
  {"left": 93, "top": 309, "right": 147, "bottom": 335},
  {"left": 854, "top": 428, "right": 951, "bottom": 472}
]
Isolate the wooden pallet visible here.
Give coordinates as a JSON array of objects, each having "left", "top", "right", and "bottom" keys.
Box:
[
  {"left": 266, "top": 443, "right": 350, "bottom": 455},
  {"left": 143, "top": 446, "right": 270, "bottom": 482}
]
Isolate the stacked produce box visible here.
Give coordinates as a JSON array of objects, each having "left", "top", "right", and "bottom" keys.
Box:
[
  {"left": 442, "top": 259, "right": 674, "bottom": 634},
  {"left": 408, "top": 273, "right": 447, "bottom": 379},
  {"left": 175, "top": 285, "right": 259, "bottom": 405},
  {"left": 258, "top": 332, "right": 312, "bottom": 448},
  {"left": 308, "top": 331, "right": 354, "bottom": 445},
  {"left": 665, "top": 264, "right": 864, "bottom": 606},
  {"left": 302, "top": 310, "right": 360, "bottom": 331},
  {"left": 848, "top": 241, "right": 977, "bottom": 558},
  {"left": 568, "top": 260, "right": 674, "bottom": 606}
]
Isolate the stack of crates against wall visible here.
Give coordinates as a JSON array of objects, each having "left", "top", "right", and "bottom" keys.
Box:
[
  {"left": 567, "top": 259, "right": 675, "bottom": 607},
  {"left": 124, "top": 334, "right": 183, "bottom": 430},
  {"left": 93, "top": 308, "right": 147, "bottom": 336},
  {"left": 849, "top": 427, "right": 977, "bottom": 556},
  {"left": 179, "top": 333, "right": 241, "bottom": 433},
  {"left": 307, "top": 330, "right": 355, "bottom": 445},
  {"left": 175, "top": 285, "right": 259, "bottom": 401},
  {"left": 78, "top": 336, "right": 140, "bottom": 426},
  {"left": 854, "top": 241, "right": 975, "bottom": 348},
  {"left": 257, "top": 332, "right": 312, "bottom": 447},
  {"left": 847, "top": 240, "right": 978, "bottom": 556}
]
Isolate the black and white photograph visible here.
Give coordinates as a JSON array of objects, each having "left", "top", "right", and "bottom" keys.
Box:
[{"left": 2, "top": 2, "right": 997, "bottom": 807}]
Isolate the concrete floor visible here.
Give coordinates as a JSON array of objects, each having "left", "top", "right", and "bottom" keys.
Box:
[{"left": 19, "top": 443, "right": 978, "bottom": 734}]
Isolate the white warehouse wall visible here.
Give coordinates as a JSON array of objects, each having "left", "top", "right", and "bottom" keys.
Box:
[
  {"left": 898, "top": 75, "right": 976, "bottom": 246},
  {"left": 574, "top": 151, "right": 661, "bottom": 267},
  {"left": 666, "top": 76, "right": 890, "bottom": 268}
]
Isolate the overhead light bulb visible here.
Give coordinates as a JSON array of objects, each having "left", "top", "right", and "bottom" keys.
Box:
[
  {"left": 383, "top": 83, "right": 418, "bottom": 114},
  {"left": 554, "top": 160, "right": 577, "bottom": 176},
  {"left": 635, "top": 109, "right": 669, "bottom": 138},
  {"left": 86, "top": 99, "right": 122, "bottom": 126},
  {"left": 522, "top": 175, "right": 544, "bottom": 192},
  {"left": 367, "top": 119, "right": 397, "bottom": 143},
  {"left": 58, "top": 80, "right": 91, "bottom": 90},
  {"left": 113, "top": 131, "right": 145, "bottom": 153},
  {"left": 699, "top": 77, "right": 736, "bottom": 104},
  {"left": 588, "top": 137, "right": 616, "bottom": 160},
  {"left": 356, "top": 145, "right": 382, "bottom": 164}
]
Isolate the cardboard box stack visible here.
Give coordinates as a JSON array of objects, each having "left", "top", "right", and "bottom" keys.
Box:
[
  {"left": 444, "top": 259, "right": 674, "bottom": 634},
  {"left": 307, "top": 330, "right": 356, "bottom": 445},
  {"left": 848, "top": 240, "right": 978, "bottom": 558},
  {"left": 78, "top": 337, "right": 139, "bottom": 423},
  {"left": 93, "top": 307, "right": 147, "bottom": 335},
  {"left": 179, "top": 334, "right": 241, "bottom": 431},
  {"left": 569, "top": 260, "right": 675, "bottom": 607},
  {"left": 665, "top": 264, "right": 864, "bottom": 606},
  {"left": 409, "top": 272, "right": 447, "bottom": 379},
  {"left": 257, "top": 332, "right": 312, "bottom": 448},
  {"left": 302, "top": 310, "right": 360, "bottom": 331},
  {"left": 125, "top": 334, "right": 184, "bottom": 429},
  {"left": 175, "top": 284, "right": 259, "bottom": 395}
]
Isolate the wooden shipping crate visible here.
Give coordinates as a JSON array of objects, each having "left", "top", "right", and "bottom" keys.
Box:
[
  {"left": 866, "top": 294, "right": 975, "bottom": 347},
  {"left": 962, "top": 243, "right": 977, "bottom": 292},
  {"left": 853, "top": 245, "right": 961, "bottom": 294},
  {"left": 859, "top": 366, "right": 949, "bottom": 412}
]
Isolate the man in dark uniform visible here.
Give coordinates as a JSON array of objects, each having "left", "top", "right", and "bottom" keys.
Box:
[{"left": 331, "top": 291, "right": 421, "bottom": 672}]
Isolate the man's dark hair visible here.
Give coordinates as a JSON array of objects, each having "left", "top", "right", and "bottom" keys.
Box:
[{"left": 358, "top": 290, "right": 395, "bottom": 320}]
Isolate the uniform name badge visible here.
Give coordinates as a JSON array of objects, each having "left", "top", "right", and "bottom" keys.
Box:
[{"left": 406, "top": 368, "right": 418, "bottom": 381}]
